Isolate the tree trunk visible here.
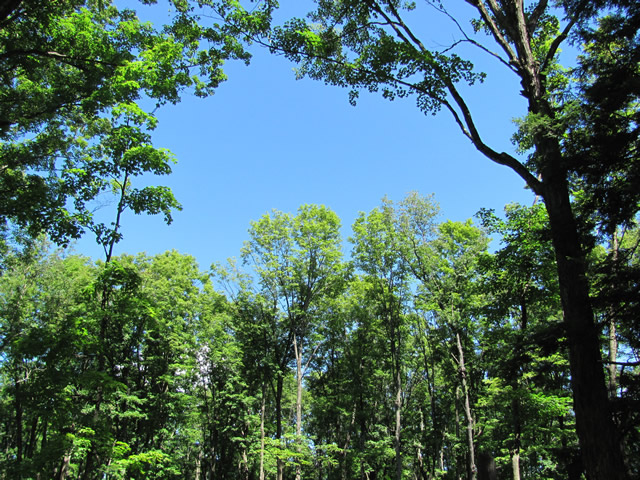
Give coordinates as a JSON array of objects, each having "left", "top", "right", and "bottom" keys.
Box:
[
  {"left": 511, "top": 452, "right": 521, "bottom": 480},
  {"left": 608, "top": 230, "right": 619, "bottom": 398},
  {"left": 14, "top": 380, "right": 23, "bottom": 475},
  {"left": 293, "top": 335, "right": 303, "bottom": 480},
  {"left": 541, "top": 178, "right": 627, "bottom": 479},
  {"left": 342, "top": 402, "right": 357, "bottom": 480},
  {"left": 259, "top": 385, "right": 266, "bottom": 480},
  {"left": 477, "top": 452, "right": 497, "bottom": 480},
  {"left": 276, "top": 374, "right": 284, "bottom": 480},
  {"left": 194, "top": 448, "right": 202, "bottom": 480},
  {"left": 456, "top": 2, "right": 629, "bottom": 474},
  {"left": 56, "top": 451, "right": 71, "bottom": 480},
  {"left": 455, "top": 332, "right": 476, "bottom": 480},
  {"left": 388, "top": 315, "right": 403, "bottom": 480}
]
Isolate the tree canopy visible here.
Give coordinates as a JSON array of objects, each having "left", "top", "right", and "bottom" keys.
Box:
[{"left": 0, "top": 1, "right": 638, "bottom": 480}]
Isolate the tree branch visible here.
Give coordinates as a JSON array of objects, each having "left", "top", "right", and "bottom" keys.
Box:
[
  {"left": 432, "top": 2, "right": 516, "bottom": 72},
  {"left": 527, "top": 0, "right": 548, "bottom": 34},
  {"left": 467, "top": 0, "right": 519, "bottom": 67},
  {"left": 541, "top": 16, "right": 576, "bottom": 72}
]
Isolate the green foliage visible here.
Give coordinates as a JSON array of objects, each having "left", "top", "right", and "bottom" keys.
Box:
[
  {"left": 0, "top": 0, "right": 268, "bottom": 247},
  {"left": 1, "top": 193, "right": 623, "bottom": 479}
]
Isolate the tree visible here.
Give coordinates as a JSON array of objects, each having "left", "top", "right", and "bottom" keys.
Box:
[
  {"left": 0, "top": 0, "right": 267, "bottom": 246},
  {"left": 0, "top": 243, "right": 243, "bottom": 479},
  {"left": 350, "top": 203, "right": 415, "bottom": 480},
  {"left": 238, "top": 204, "right": 346, "bottom": 480},
  {"left": 263, "top": 2, "right": 636, "bottom": 477},
  {"left": 0, "top": 239, "right": 94, "bottom": 479},
  {"left": 478, "top": 203, "right": 579, "bottom": 479},
  {"left": 411, "top": 219, "right": 489, "bottom": 480}
]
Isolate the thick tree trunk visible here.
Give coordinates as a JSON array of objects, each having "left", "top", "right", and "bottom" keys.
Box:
[
  {"left": 541, "top": 178, "right": 627, "bottom": 479},
  {"left": 477, "top": 452, "right": 497, "bottom": 480},
  {"left": 511, "top": 452, "right": 521, "bottom": 480}
]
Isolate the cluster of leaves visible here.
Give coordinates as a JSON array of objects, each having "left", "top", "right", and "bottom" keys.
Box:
[{"left": 0, "top": 0, "right": 272, "bottom": 247}]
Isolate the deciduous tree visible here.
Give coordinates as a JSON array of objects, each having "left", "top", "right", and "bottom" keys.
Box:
[{"left": 264, "top": 2, "right": 637, "bottom": 476}]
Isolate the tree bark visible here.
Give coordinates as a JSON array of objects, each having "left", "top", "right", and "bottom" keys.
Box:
[
  {"left": 293, "top": 334, "right": 303, "bottom": 480},
  {"left": 276, "top": 374, "right": 284, "bottom": 480},
  {"left": 541, "top": 177, "right": 627, "bottom": 479},
  {"left": 259, "top": 384, "right": 266, "bottom": 480},
  {"left": 608, "top": 230, "right": 619, "bottom": 398},
  {"left": 455, "top": 332, "right": 476, "bottom": 480}
]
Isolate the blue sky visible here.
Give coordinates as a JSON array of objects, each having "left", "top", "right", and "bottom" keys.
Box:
[{"left": 74, "top": 1, "right": 537, "bottom": 268}]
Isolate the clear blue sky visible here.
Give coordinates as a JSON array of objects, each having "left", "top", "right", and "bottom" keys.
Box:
[{"left": 74, "top": 1, "right": 537, "bottom": 268}]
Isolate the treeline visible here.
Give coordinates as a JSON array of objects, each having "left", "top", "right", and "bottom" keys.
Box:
[
  {"left": 2, "top": 1, "right": 640, "bottom": 479},
  {"left": 1, "top": 194, "right": 637, "bottom": 479}
]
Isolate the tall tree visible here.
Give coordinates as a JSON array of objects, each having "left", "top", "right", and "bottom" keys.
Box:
[
  {"left": 414, "top": 219, "right": 489, "bottom": 480},
  {"left": 239, "top": 204, "right": 346, "bottom": 480},
  {"left": 478, "top": 203, "right": 579, "bottom": 479},
  {"left": 350, "top": 203, "right": 414, "bottom": 480},
  {"left": 263, "top": 2, "right": 637, "bottom": 477}
]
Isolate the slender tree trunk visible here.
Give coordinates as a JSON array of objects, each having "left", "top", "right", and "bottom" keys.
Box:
[
  {"left": 293, "top": 335, "right": 304, "bottom": 480},
  {"left": 608, "top": 230, "right": 619, "bottom": 398},
  {"left": 394, "top": 367, "right": 403, "bottom": 480},
  {"left": 260, "top": 384, "right": 266, "bottom": 480},
  {"left": 241, "top": 446, "right": 250, "bottom": 480},
  {"left": 194, "top": 448, "right": 202, "bottom": 480},
  {"left": 26, "top": 415, "right": 38, "bottom": 459},
  {"left": 14, "top": 380, "right": 23, "bottom": 476},
  {"left": 510, "top": 395, "right": 522, "bottom": 480},
  {"left": 342, "top": 402, "right": 357, "bottom": 480},
  {"left": 276, "top": 374, "right": 284, "bottom": 480},
  {"left": 439, "top": 441, "right": 445, "bottom": 477},
  {"left": 509, "top": 297, "right": 526, "bottom": 480},
  {"left": 57, "top": 448, "right": 72, "bottom": 480},
  {"left": 511, "top": 453, "right": 521, "bottom": 480},
  {"left": 455, "top": 332, "right": 476, "bottom": 480},
  {"left": 541, "top": 178, "right": 627, "bottom": 479},
  {"left": 388, "top": 315, "right": 403, "bottom": 480}
]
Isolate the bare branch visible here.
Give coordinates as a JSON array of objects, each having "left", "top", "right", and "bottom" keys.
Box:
[
  {"left": 603, "top": 360, "right": 640, "bottom": 367},
  {"left": 430, "top": 2, "right": 516, "bottom": 72},
  {"left": 468, "top": 0, "right": 519, "bottom": 67},
  {"left": 441, "top": 78, "right": 542, "bottom": 192}
]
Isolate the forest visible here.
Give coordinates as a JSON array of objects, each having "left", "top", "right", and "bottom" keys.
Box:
[{"left": 0, "top": 1, "right": 638, "bottom": 480}]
